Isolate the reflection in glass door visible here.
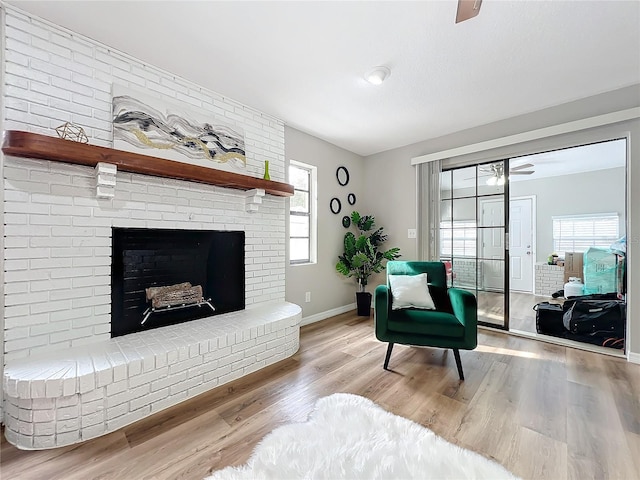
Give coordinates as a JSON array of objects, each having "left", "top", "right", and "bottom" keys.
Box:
[{"left": 440, "top": 162, "right": 508, "bottom": 329}]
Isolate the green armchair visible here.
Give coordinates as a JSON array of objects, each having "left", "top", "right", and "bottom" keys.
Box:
[{"left": 374, "top": 261, "right": 478, "bottom": 380}]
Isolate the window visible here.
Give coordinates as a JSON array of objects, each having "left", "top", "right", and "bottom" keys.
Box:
[
  {"left": 440, "top": 220, "right": 477, "bottom": 257},
  {"left": 289, "top": 161, "right": 316, "bottom": 264},
  {"left": 552, "top": 213, "right": 619, "bottom": 254}
]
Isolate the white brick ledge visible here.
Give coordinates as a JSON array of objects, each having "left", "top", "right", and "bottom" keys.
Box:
[
  {"left": 535, "top": 263, "right": 565, "bottom": 296},
  {"left": 3, "top": 301, "right": 302, "bottom": 450}
]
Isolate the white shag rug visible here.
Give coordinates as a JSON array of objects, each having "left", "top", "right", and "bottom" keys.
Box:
[{"left": 206, "top": 393, "right": 520, "bottom": 480}]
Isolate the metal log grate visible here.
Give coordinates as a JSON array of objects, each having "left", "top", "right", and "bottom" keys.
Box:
[{"left": 142, "top": 282, "right": 215, "bottom": 325}]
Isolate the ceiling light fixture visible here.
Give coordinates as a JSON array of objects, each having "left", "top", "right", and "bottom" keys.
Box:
[
  {"left": 365, "top": 66, "right": 391, "bottom": 85},
  {"left": 486, "top": 174, "right": 506, "bottom": 186},
  {"left": 485, "top": 163, "right": 506, "bottom": 186}
]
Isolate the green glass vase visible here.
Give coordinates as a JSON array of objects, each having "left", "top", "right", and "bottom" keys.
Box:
[{"left": 263, "top": 160, "right": 270, "bottom": 180}]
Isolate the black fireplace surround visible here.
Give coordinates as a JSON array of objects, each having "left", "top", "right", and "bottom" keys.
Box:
[{"left": 111, "top": 228, "right": 245, "bottom": 337}]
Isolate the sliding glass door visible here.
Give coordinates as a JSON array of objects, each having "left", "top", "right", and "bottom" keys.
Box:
[
  {"left": 430, "top": 137, "right": 627, "bottom": 350},
  {"left": 440, "top": 161, "right": 508, "bottom": 329}
]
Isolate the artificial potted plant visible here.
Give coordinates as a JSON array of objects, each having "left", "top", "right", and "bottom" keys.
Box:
[{"left": 336, "top": 211, "right": 401, "bottom": 316}]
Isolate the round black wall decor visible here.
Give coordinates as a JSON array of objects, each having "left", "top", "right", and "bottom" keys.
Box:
[
  {"left": 342, "top": 215, "right": 351, "bottom": 228},
  {"left": 347, "top": 193, "right": 356, "bottom": 205},
  {"left": 336, "top": 166, "right": 350, "bottom": 186},
  {"left": 330, "top": 197, "right": 342, "bottom": 214}
]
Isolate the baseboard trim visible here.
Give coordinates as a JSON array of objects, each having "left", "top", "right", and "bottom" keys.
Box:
[
  {"left": 628, "top": 352, "right": 640, "bottom": 364},
  {"left": 489, "top": 326, "right": 627, "bottom": 359},
  {"left": 301, "top": 303, "right": 356, "bottom": 326}
]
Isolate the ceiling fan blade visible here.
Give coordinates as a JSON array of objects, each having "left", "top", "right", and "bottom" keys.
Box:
[
  {"left": 456, "top": 0, "right": 483, "bottom": 23},
  {"left": 479, "top": 163, "right": 500, "bottom": 172},
  {"left": 510, "top": 163, "right": 534, "bottom": 171},
  {"left": 510, "top": 171, "right": 535, "bottom": 175}
]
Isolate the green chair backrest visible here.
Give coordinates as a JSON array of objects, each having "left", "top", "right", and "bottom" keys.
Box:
[{"left": 386, "top": 261, "right": 447, "bottom": 289}]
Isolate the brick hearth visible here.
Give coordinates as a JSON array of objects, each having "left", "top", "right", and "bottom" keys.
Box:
[{"left": 3, "top": 302, "right": 301, "bottom": 449}]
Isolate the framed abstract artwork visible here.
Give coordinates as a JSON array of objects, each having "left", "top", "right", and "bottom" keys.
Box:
[{"left": 112, "top": 85, "right": 246, "bottom": 172}]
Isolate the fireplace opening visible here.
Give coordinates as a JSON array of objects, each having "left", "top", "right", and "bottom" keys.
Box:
[{"left": 111, "top": 228, "right": 245, "bottom": 337}]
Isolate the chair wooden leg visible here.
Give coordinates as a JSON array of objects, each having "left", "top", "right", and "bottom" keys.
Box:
[
  {"left": 453, "top": 348, "right": 464, "bottom": 380},
  {"left": 383, "top": 343, "right": 394, "bottom": 370}
]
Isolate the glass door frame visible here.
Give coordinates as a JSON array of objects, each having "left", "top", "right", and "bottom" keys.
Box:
[{"left": 440, "top": 159, "right": 511, "bottom": 331}]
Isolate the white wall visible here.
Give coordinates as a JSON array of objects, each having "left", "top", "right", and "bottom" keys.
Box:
[
  {"left": 1, "top": 9, "right": 286, "bottom": 360},
  {"left": 361, "top": 144, "right": 416, "bottom": 291},
  {"left": 511, "top": 167, "right": 626, "bottom": 259},
  {"left": 362, "top": 85, "right": 640, "bottom": 359},
  {"left": 1, "top": 7, "right": 284, "bottom": 177},
  {"left": 285, "top": 127, "right": 365, "bottom": 319}
]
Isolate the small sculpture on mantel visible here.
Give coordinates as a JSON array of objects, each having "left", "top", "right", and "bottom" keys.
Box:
[{"left": 55, "top": 122, "right": 88, "bottom": 143}]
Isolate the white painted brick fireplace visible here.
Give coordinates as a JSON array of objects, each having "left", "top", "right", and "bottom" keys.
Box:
[
  {"left": 3, "top": 158, "right": 289, "bottom": 359},
  {"left": 1, "top": 6, "right": 301, "bottom": 449}
]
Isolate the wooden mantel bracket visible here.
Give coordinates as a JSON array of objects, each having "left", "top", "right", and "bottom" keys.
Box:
[{"left": 1, "top": 130, "right": 294, "bottom": 197}]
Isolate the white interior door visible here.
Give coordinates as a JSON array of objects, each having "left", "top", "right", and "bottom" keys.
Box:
[
  {"left": 480, "top": 200, "right": 505, "bottom": 291},
  {"left": 509, "top": 197, "right": 534, "bottom": 292}
]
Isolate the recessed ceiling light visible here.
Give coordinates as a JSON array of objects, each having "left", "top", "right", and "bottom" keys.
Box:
[{"left": 365, "top": 66, "right": 391, "bottom": 85}]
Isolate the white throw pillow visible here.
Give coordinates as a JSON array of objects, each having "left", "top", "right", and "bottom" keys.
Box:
[{"left": 389, "top": 273, "right": 436, "bottom": 310}]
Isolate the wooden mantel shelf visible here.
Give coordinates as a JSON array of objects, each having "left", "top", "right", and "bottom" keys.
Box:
[{"left": 1, "top": 130, "right": 294, "bottom": 197}]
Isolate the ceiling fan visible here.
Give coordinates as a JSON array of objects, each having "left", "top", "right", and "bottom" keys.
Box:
[
  {"left": 456, "top": 0, "right": 483, "bottom": 23},
  {"left": 479, "top": 162, "right": 535, "bottom": 185}
]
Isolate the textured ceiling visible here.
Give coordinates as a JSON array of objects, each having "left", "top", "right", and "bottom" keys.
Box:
[{"left": 6, "top": 1, "right": 640, "bottom": 156}]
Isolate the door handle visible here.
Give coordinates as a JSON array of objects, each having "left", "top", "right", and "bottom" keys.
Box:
[{"left": 526, "top": 252, "right": 531, "bottom": 255}]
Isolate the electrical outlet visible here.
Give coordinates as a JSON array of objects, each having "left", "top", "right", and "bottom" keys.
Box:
[
  {"left": 407, "top": 228, "right": 417, "bottom": 239},
  {"left": 305, "top": 291, "right": 311, "bottom": 303}
]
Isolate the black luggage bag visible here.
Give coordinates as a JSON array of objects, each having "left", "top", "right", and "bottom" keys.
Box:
[
  {"left": 533, "top": 302, "right": 565, "bottom": 334},
  {"left": 562, "top": 294, "right": 625, "bottom": 336}
]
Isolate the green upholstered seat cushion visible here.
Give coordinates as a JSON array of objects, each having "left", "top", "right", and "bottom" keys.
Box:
[{"left": 387, "top": 309, "right": 465, "bottom": 338}]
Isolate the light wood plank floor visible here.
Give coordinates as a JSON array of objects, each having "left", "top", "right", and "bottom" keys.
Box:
[
  {"left": 476, "top": 290, "right": 562, "bottom": 332},
  {"left": 2, "top": 311, "right": 639, "bottom": 479}
]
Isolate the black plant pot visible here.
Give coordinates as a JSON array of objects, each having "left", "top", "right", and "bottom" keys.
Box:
[{"left": 356, "top": 291, "right": 372, "bottom": 316}]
